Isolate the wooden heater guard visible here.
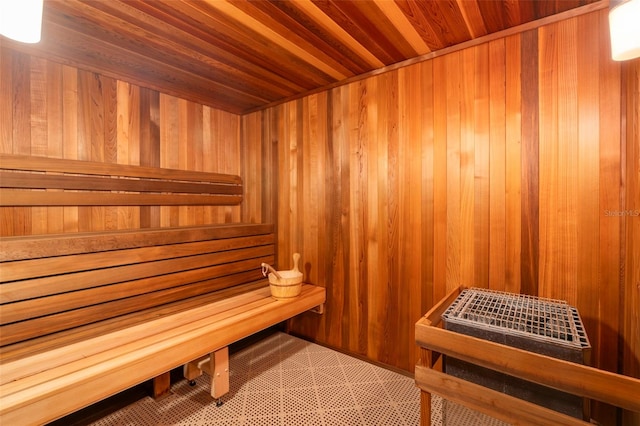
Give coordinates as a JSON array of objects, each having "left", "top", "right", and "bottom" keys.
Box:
[{"left": 415, "top": 286, "right": 640, "bottom": 426}]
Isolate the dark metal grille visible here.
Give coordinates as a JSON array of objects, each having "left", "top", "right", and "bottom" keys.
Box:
[{"left": 442, "top": 288, "right": 590, "bottom": 349}]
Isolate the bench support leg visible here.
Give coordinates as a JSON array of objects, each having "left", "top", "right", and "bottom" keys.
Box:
[
  {"left": 184, "top": 355, "right": 206, "bottom": 385},
  {"left": 183, "top": 347, "right": 230, "bottom": 405},
  {"left": 152, "top": 372, "right": 172, "bottom": 400},
  {"left": 210, "top": 347, "right": 229, "bottom": 403}
]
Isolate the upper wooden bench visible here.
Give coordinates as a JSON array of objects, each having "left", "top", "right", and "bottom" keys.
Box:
[{"left": 0, "top": 154, "right": 326, "bottom": 425}]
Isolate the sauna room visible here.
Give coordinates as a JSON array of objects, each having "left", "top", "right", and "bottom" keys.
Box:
[{"left": 0, "top": 0, "right": 638, "bottom": 425}]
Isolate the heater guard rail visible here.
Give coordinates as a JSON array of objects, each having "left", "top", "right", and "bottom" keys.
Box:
[{"left": 415, "top": 286, "right": 640, "bottom": 426}]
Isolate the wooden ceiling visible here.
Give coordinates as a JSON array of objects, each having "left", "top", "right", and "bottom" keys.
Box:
[{"left": 3, "top": 0, "right": 601, "bottom": 114}]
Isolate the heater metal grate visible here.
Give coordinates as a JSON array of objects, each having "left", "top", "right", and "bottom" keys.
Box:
[{"left": 442, "top": 288, "right": 590, "bottom": 350}]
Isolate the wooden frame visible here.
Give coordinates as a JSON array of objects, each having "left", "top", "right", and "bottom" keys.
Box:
[{"left": 415, "top": 286, "right": 640, "bottom": 426}]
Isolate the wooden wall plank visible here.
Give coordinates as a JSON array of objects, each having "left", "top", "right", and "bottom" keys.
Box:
[
  {"left": 0, "top": 47, "right": 13, "bottom": 154},
  {"left": 488, "top": 38, "right": 506, "bottom": 291},
  {"left": 445, "top": 51, "right": 462, "bottom": 294},
  {"left": 537, "top": 21, "right": 559, "bottom": 300},
  {"left": 398, "top": 62, "right": 426, "bottom": 367},
  {"left": 556, "top": 17, "right": 579, "bottom": 304},
  {"left": 62, "top": 65, "right": 79, "bottom": 233},
  {"left": 29, "top": 56, "right": 49, "bottom": 235},
  {"left": 504, "top": 34, "right": 522, "bottom": 294},
  {"left": 459, "top": 47, "right": 475, "bottom": 289},
  {"left": 473, "top": 43, "right": 490, "bottom": 291},
  {"left": 520, "top": 29, "right": 540, "bottom": 297},
  {"left": 46, "top": 61, "right": 64, "bottom": 234},
  {"left": 432, "top": 56, "right": 448, "bottom": 304},
  {"left": 420, "top": 60, "right": 435, "bottom": 317},
  {"left": 622, "top": 57, "right": 640, "bottom": 426}
]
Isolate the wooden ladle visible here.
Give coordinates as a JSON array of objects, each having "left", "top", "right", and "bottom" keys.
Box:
[{"left": 261, "top": 263, "right": 282, "bottom": 280}]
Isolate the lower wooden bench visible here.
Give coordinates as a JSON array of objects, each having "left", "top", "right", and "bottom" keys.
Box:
[
  {"left": 0, "top": 223, "right": 325, "bottom": 425},
  {"left": 0, "top": 282, "right": 325, "bottom": 425}
]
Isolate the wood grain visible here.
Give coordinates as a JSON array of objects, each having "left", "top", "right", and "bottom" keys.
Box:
[
  {"left": 622, "top": 56, "right": 640, "bottom": 426},
  {"left": 0, "top": 224, "right": 275, "bottom": 346},
  {"left": 0, "top": 283, "right": 325, "bottom": 425},
  {"left": 0, "top": 50, "right": 242, "bottom": 233},
  {"left": 247, "top": 11, "right": 636, "bottom": 405},
  {"left": 0, "top": 7, "right": 637, "bottom": 426}
]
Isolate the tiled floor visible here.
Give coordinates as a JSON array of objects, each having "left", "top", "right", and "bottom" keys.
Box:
[{"left": 89, "top": 332, "right": 506, "bottom": 426}]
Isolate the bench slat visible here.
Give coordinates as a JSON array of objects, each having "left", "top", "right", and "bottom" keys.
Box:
[
  {"left": 0, "top": 153, "right": 242, "bottom": 184},
  {"left": 0, "top": 189, "right": 243, "bottom": 207},
  {"left": 1, "top": 242, "right": 274, "bottom": 300},
  {"left": 1, "top": 255, "right": 274, "bottom": 324},
  {"left": 0, "top": 171, "right": 243, "bottom": 195},
  {"left": 0, "top": 223, "right": 273, "bottom": 262}
]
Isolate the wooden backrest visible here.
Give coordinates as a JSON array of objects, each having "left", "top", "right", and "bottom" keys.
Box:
[
  {"left": 0, "top": 153, "right": 243, "bottom": 207},
  {"left": 0, "top": 223, "right": 274, "bottom": 346}
]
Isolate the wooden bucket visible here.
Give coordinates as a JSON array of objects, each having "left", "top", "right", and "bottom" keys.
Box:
[{"left": 267, "top": 253, "right": 303, "bottom": 300}]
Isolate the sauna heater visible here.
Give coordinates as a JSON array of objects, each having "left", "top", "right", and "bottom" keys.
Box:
[{"left": 441, "top": 288, "right": 591, "bottom": 420}]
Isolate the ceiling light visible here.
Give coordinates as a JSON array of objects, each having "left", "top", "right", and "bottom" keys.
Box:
[
  {"left": 609, "top": 0, "right": 640, "bottom": 61},
  {"left": 0, "top": 0, "right": 44, "bottom": 44}
]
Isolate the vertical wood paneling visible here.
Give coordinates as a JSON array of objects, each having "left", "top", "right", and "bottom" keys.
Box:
[
  {"left": 459, "top": 47, "right": 475, "bottom": 289},
  {"left": 12, "top": 52, "right": 31, "bottom": 155},
  {"left": 473, "top": 43, "right": 490, "bottom": 291},
  {"left": 46, "top": 61, "right": 64, "bottom": 234},
  {"left": 576, "top": 10, "right": 602, "bottom": 360},
  {"left": 597, "top": 10, "right": 624, "bottom": 394},
  {"left": 0, "top": 47, "right": 13, "bottom": 154},
  {"left": 488, "top": 39, "right": 507, "bottom": 291},
  {"left": 538, "top": 21, "right": 560, "bottom": 300},
  {"left": 2, "top": 9, "right": 637, "bottom": 423},
  {"left": 432, "top": 56, "right": 448, "bottom": 303},
  {"left": 329, "top": 84, "right": 350, "bottom": 349},
  {"left": 249, "top": 11, "right": 636, "bottom": 398},
  {"left": 30, "top": 56, "right": 49, "bottom": 235},
  {"left": 420, "top": 60, "right": 435, "bottom": 317},
  {"left": 505, "top": 34, "right": 522, "bottom": 294},
  {"left": 556, "top": 17, "right": 579, "bottom": 304},
  {"left": 240, "top": 111, "right": 262, "bottom": 224},
  {"left": 0, "top": 46, "right": 242, "bottom": 236},
  {"left": 445, "top": 51, "right": 462, "bottom": 294},
  {"left": 1, "top": 50, "right": 14, "bottom": 235},
  {"left": 520, "top": 29, "right": 540, "bottom": 297},
  {"left": 160, "top": 92, "right": 179, "bottom": 227},
  {"left": 62, "top": 65, "right": 79, "bottom": 233},
  {"left": 622, "top": 58, "right": 640, "bottom": 426},
  {"left": 398, "top": 63, "right": 426, "bottom": 366},
  {"left": 356, "top": 80, "right": 370, "bottom": 355}
]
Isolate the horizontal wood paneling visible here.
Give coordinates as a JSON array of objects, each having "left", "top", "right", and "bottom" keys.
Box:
[
  {"left": 0, "top": 46, "right": 243, "bottom": 236},
  {"left": 244, "top": 10, "right": 637, "bottom": 424}
]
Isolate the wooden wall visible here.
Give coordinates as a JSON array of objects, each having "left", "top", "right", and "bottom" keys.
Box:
[
  {"left": 1, "top": 7, "right": 638, "bottom": 424},
  {"left": 622, "top": 58, "right": 640, "bottom": 426},
  {"left": 0, "top": 44, "right": 243, "bottom": 235},
  {"left": 243, "top": 10, "right": 639, "bottom": 423}
]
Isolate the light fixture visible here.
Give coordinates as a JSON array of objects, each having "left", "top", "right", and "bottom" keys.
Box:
[
  {"left": 0, "top": 0, "right": 44, "bottom": 44},
  {"left": 609, "top": 0, "right": 640, "bottom": 61}
]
